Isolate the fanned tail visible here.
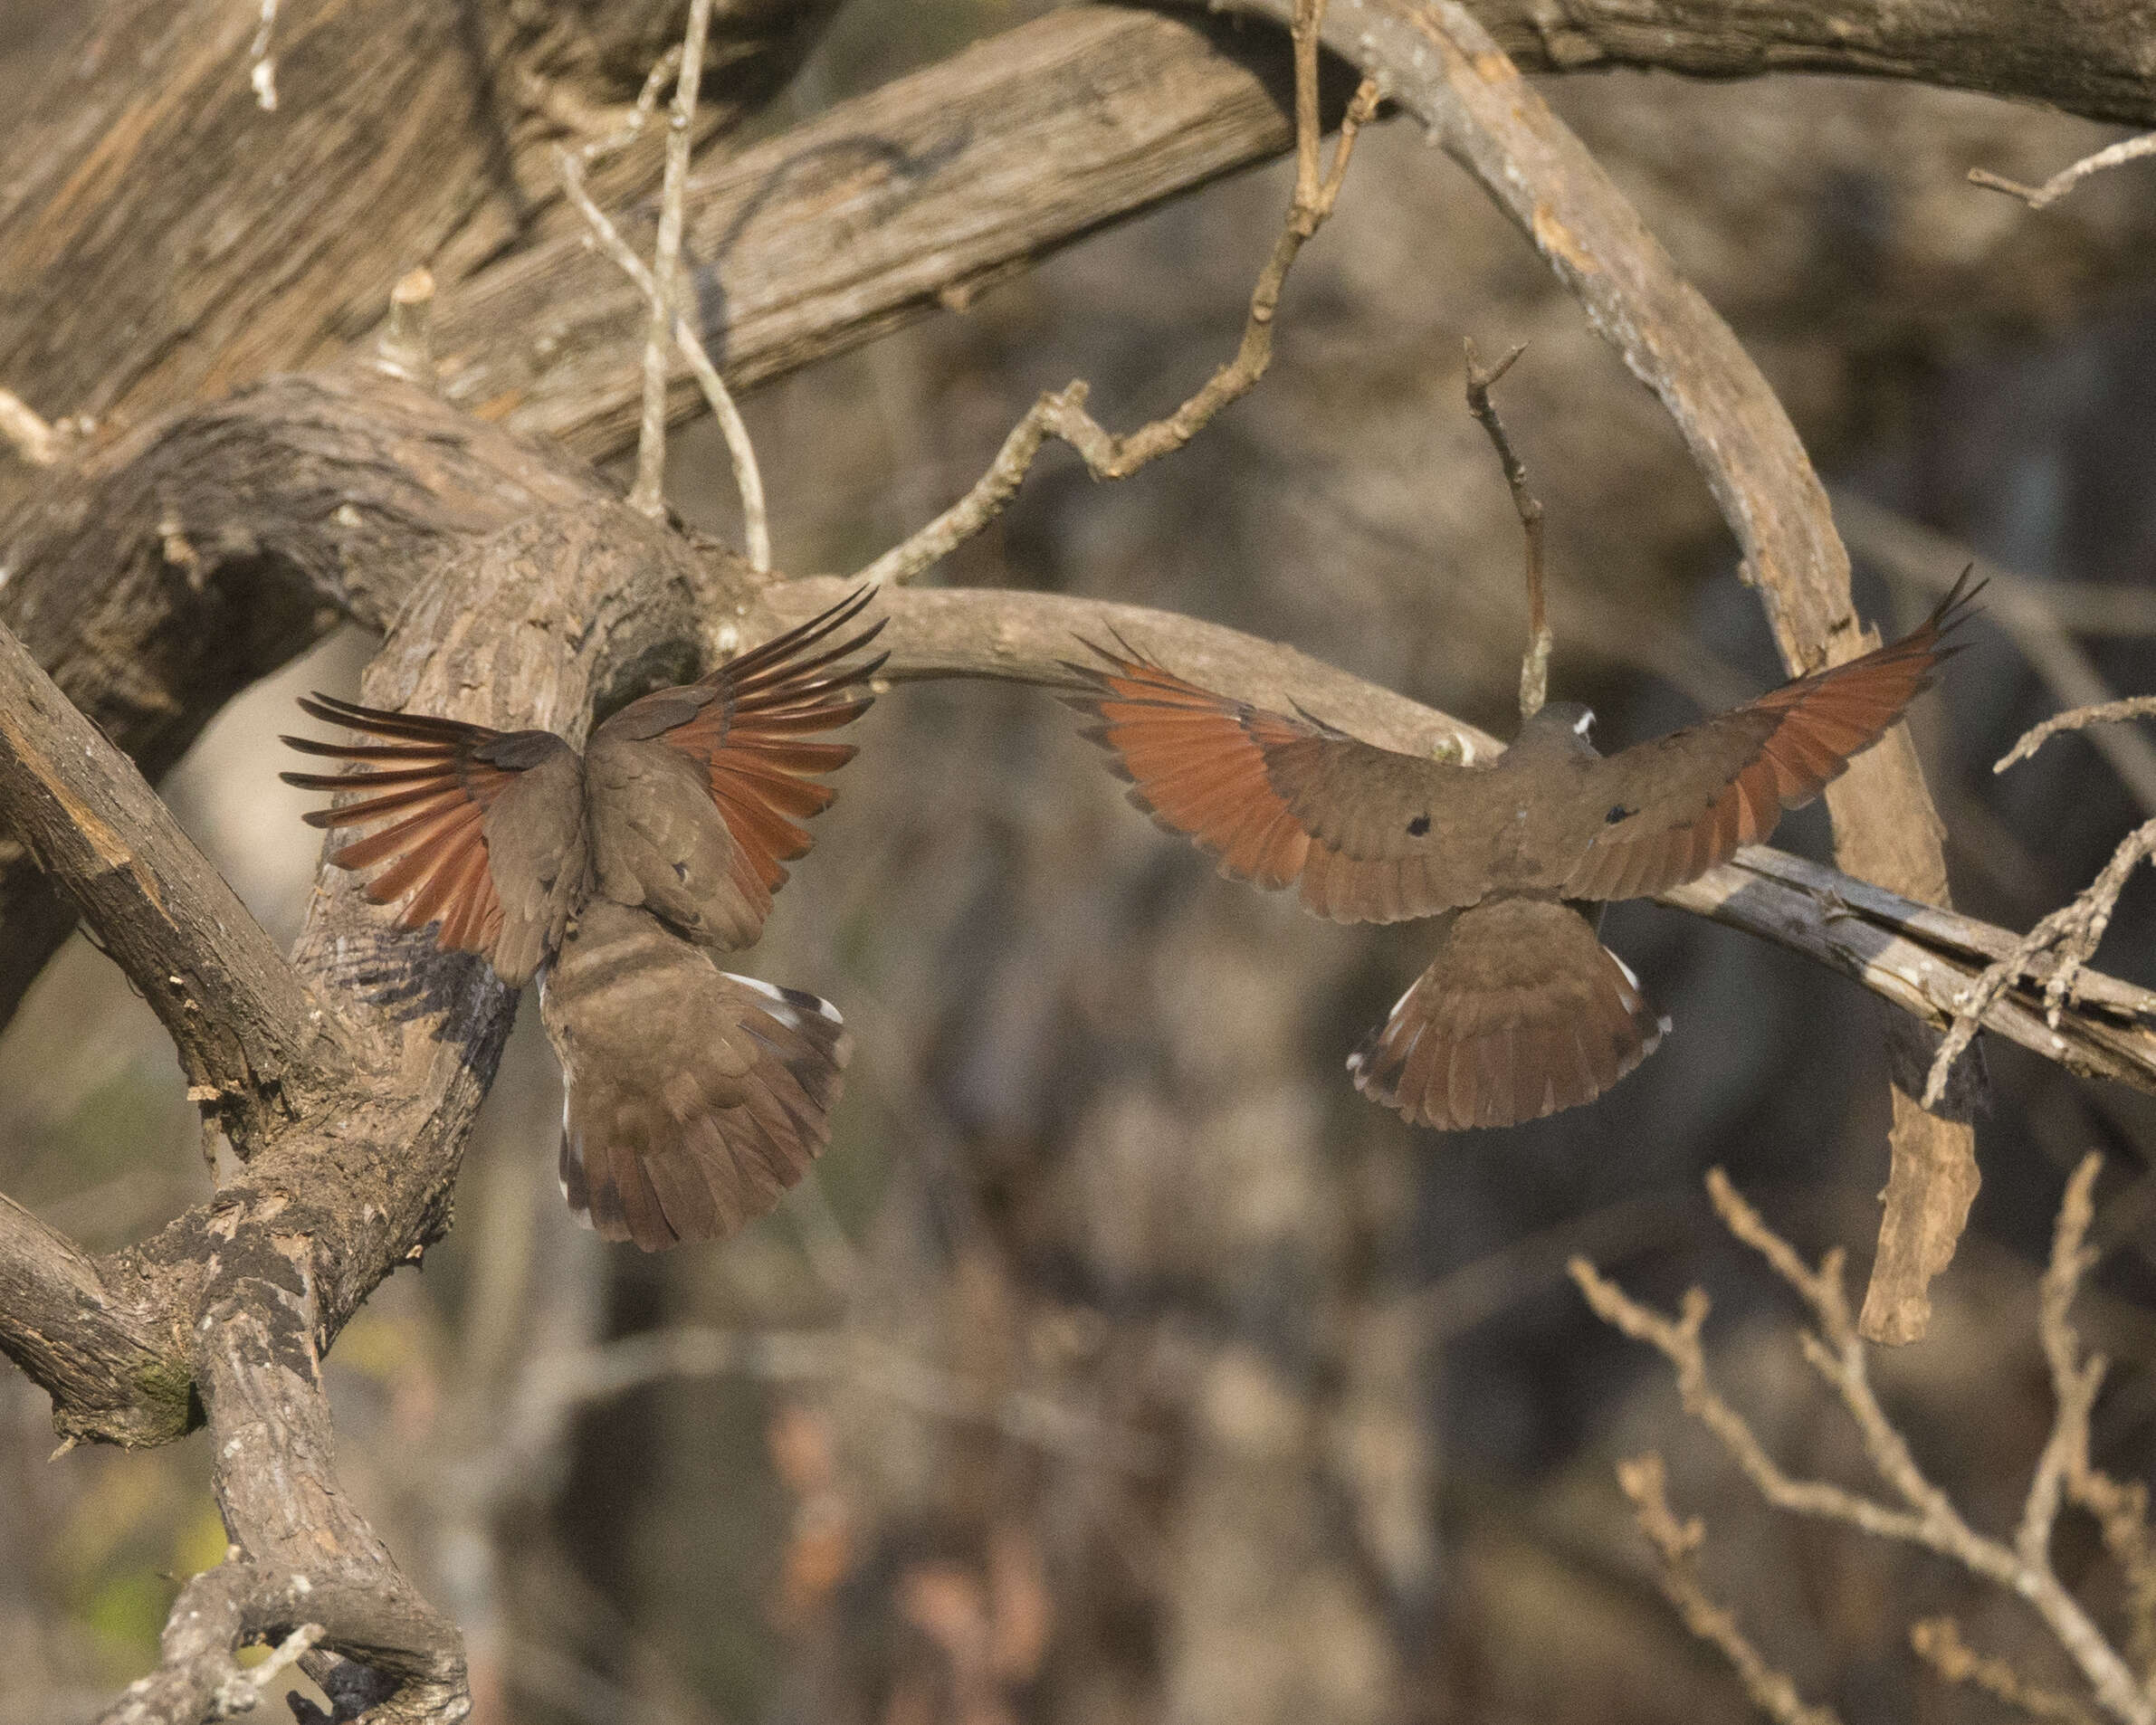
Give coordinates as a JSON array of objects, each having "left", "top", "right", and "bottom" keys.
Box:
[
  {"left": 1348, "top": 898, "right": 1667, "bottom": 1130},
  {"left": 543, "top": 902, "right": 850, "bottom": 1251}
]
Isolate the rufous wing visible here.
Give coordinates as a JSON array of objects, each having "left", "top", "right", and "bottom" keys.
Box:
[
  {"left": 281, "top": 695, "right": 587, "bottom": 986},
  {"left": 1561, "top": 572, "right": 1980, "bottom": 901},
  {"left": 1063, "top": 639, "right": 1497, "bottom": 924},
  {"left": 1349, "top": 897, "right": 1668, "bottom": 1129},
  {"left": 542, "top": 902, "right": 850, "bottom": 1252},
  {"left": 593, "top": 586, "right": 887, "bottom": 947}
]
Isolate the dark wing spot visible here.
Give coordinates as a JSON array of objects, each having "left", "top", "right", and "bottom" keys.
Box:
[
  {"left": 1407, "top": 814, "right": 1431, "bottom": 837},
  {"left": 1606, "top": 805, "right": 1635, "bottom": 825},
  {"left": 673, "top": 861, "right": 690, "bottom": 881}
]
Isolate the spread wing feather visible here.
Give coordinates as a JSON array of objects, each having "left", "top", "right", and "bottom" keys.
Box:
[
  {"left": 1562, "top": 571, "right": 1980, "bottom": 901},
  {"left": 597, "top": 586, "right": 887, "bottom": 938},
  {"left": 281, "top": 694, "right": 586, "bottom": 986},
  {"left": 1062, "top": 641, "right": 1496, "bottom": 924}
]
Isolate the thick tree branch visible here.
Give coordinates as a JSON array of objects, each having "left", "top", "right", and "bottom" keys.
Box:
[
  {"left": 0, "top": 616, "right": 351, "bottom": 1136},
  {"left": 0, "top": 374, "right": 750, "bottom": 1718},
  {"left": 441, "top": 2, "right": 2156, "bottom": 461},
  {"left": 6, "top": 2, "right": 2153, "bottom": 522},
  {"left": 0, "top": 367, "right": 600, "bottom": 1025},
  {"left": 0, "top": 1192, "right": 181, "bottom": 1448},
  {"left": 0, "top": 0, "right": 840, "bottom": 515}
]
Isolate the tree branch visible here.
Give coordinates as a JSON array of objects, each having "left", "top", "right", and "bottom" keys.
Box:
[
  {"left": 1971, "top": 131, "right": 2156, "bottom": 210},
  {"left": 430, "top": 1, "right": 2156, "bottom": 464},
  {"left": 1616, "top": 1453, "right": 1845, "bottom": 1725},
  {"left": 10, "top": 374, "right": 2156, "bottom": 1122},
  {"left": 0, "top": 373, "right": 752, "bottom": 1719},
  {"left": 0, "top": 1191, "right": 181, "bottom": 1449},
  {"left": 1461, "top": 340, "right": 1550, "bottom": 720},
  {"left": 852, "top": 1, "right": 1380, "bottom": 588},
  {"left": 0, "top": 615, "right": 353, "bottom": 1138},
  {"left": 7, "top": 1, "right": 2154, "bottom": 524}
]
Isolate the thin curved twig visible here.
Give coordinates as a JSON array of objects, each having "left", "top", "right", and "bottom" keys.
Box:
[
  {"left": 1837, "top": 494, "right": 2156, "bottom": 816},
  {"left": 852, "top": 0, "right": 1380, "bottom": 588},
  {"left": 1970, "top": 132, "right": 2156, "bottom": 210},
  {"left": 1461, "top": 339, "right": 1550, "bottom": 720},
  {"left": 2002, "top": 699, "right": 2156, "bottom": 778}
]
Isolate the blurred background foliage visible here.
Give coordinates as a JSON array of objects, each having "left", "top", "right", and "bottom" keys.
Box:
[{"left": 6, "top": 1, "right": 2156, "bottom": 1720}]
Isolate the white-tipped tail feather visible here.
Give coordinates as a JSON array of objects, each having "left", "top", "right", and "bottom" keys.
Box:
[
  {"left": 1349, "top": 898, "right": 1665, "bottom": 1130},
  {"left": 542, "top": 902, "right": 851, "bottom": 1250}
]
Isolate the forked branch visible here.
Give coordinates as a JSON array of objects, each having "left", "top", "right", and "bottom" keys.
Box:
[
  {"left": 1970, "top": 132, "right": 2156, "bottom": 210},
  {"left": 854, "top": 0, "right": 1380, "bottom": 587},
  {"left": 1574, "top": 1158, "right": 2153, "bottom": 1724}
]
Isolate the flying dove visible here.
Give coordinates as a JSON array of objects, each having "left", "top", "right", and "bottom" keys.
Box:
[
  {"left": 1064, "top": 577, "right": 1977, "bottom": 1129},
  {"left": 284, "top": 587, "right": 885, "bottom": 1249}
]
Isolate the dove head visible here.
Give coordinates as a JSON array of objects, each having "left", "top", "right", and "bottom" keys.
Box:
[{"left": 1515, "top": 700, "right": 1599, "bottom": 758}]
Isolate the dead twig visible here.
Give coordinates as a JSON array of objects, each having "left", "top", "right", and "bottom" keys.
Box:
[
  {"left": 1911, "top": 1618, "right": 2099, "bottom": 1725},
  {"left": 1616, "top": 1453, "right": 1844, "bottom": 1725},
  {"left": 558, "top": 143, "right": 772, "bottom": 569},
  {"left": 854, "top": 0, "right": 1380, "bottom": 587},
  {"left": 1924, "top": 819, "right": 2156, "bottom": 1108},
  {"left": 1462, "top": 339, "right": 1550, "bottom": 719},
  {"left": 2043, "top": 1161, "right": 2156, "bottom": 1685},
  {"left": 1838, "top": 496, "right": 2156, "bottom": 817},
  {"left": 1573, "top": 1159, "right": 2151, "bottom": 1725},
  {"left": 2002, "top": 698, "right": 2156, "bottom": 778},
  {"left": 630, "top": 0, "right": 712, "bottom": 519},
  {"left": 1970, "top": 133, "right": 2156, "bottom": 210}
]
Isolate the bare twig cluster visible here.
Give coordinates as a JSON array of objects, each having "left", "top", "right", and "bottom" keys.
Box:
[
  {"left": 1924, "top": 817, "right": 2156, "bottom": 1107},
  {"left": 854, "top": 0, "right": 1381, "bottom": 587},
  {"left": 1911, "top": 1616, "right": 2100, "bottom": 1724},
  {"left": 1922, "top": 674, "right": 2156, "bottom": 1108},
  {"left": 1575, "top": 1158, "right": 2156, "bottom": 1724},
  {"left": 1840, "top": 496, "right": 2156, "bottom": 818},
  {"left": 1615, "top": 1453, "right": 1844, "bottom": 1725},
  {"left": 557, "top": 0, "right": 772, "bottom": 568}
]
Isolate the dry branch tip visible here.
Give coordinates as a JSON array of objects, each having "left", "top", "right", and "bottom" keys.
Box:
[{"left": 1968, "top": 133, "right": 2156, "bottom": 211}]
